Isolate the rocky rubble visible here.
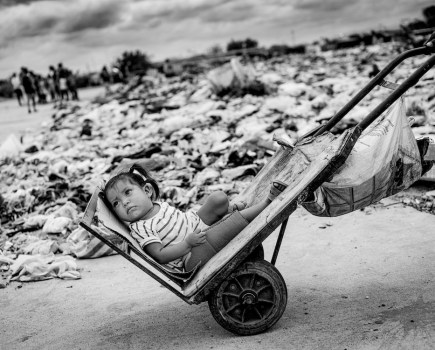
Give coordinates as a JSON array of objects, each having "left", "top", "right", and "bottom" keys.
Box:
[{"left": 1, "top": 42, "right": 434, "bottom": 287}]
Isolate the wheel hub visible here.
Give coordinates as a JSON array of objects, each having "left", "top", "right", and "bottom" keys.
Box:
[{"left": 241, "top": 291, "right": 257, "bottom": 305}]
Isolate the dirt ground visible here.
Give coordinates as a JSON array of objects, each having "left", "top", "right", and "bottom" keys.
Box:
[
  {"left": 0, "top": 86, "right": 105, "bottom": 142},
  {"left": 1, "top": 198, "right": 434, "bottom": 350}
]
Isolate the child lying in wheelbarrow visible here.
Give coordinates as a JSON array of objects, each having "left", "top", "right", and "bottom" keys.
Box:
[{"left": 103, "top": 164, "right": 287, "bottom": 272}]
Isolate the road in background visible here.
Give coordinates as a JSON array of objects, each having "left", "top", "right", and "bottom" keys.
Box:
[{"left": 0, "top": 86, "right": 105, "bottom": 142}]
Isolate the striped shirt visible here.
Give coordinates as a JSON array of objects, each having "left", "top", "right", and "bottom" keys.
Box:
[{"left": 129, "top": 202, "right": 202, "bottom": 271}]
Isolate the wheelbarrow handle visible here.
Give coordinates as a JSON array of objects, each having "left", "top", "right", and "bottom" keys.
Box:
[
  {"left": 311, "top": 44, "right": 434, "bottom": 138},
  {"left": 424, "top": 30, "right": 435, "bottom": 49},
  {"left": 357, "top": 53, "right": 435, "bottom": 132}
]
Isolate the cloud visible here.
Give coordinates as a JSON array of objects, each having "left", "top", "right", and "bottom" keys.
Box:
[
  {"left": 293, "top": 0, "right": 358, "bottom": 12},
  {"left": 129, "top": 0, "right": 236, "bottom": 24},
  {"left": 199, "top": 2, "right": 259, "bottom": 23},
  {"left": 0, "top": 0, "right": 125, "bottom": 45},
  {"left": 1, "top": 0, "right": 434, "bottom": 77},
  {"left": 59, "top": 2, "right": 124, "bottom": 33},
  {"left": 0, "top": 4, "right": 58, "bottom": 41},
  {"left": 0, "top": 0, "right": 47, "bottom": 6}
]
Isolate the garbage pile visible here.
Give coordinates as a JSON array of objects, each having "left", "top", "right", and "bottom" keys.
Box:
[{"left": 1, "top": 43, "right": 434, "bottom": 287}]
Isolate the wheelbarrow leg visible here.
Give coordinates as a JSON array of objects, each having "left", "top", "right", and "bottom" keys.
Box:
[{"left": 271, "top": 218, "right": 288, "bottom": 265}]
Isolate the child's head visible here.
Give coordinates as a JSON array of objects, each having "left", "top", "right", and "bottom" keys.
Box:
[{"left": 103, "top": 164, "right": 160, "bottom": 222}]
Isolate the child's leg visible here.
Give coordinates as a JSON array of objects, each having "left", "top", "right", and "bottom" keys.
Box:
[
  {"left": 196, "top": 191, "right": 230, "bottom": 225},
  {"left": 239, "top": 180, "right": 288, "bottom": 222},
  {"left": 186, "top": 210, "right": 249, "bottom": 271},
  {"left": 238, "top": 198, "right": 270, "bottom": 222},
  {"left": 186, "top": 181, "right": 288, "bottom": 271}
]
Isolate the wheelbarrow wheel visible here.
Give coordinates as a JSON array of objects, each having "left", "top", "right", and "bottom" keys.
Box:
[{"left": 208, "top": 259, "right": 287, "bottom": 336}]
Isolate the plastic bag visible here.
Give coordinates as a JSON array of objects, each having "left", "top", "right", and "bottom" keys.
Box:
[
  {"left": 10, "top": 253, "right": 81, "bottom": 282},
  {"left": 0, "top": 134, "right": 23, "bottom": 160},
  {"left": 302, "top": 97, "right": 422, "bottom": 217},
  {"left": 66, "top": 226, "right": 118, "bottom": 259},
  {"left": 42, "top": 216, "right": 73, "bottom": 234},
  {"left": 207, "top": 58, "right": 255, "bottom": 94}
]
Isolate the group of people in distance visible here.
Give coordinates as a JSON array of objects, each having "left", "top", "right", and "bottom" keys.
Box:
[{"left": 10, "top": 63, "right": 79, "bottom": 113}]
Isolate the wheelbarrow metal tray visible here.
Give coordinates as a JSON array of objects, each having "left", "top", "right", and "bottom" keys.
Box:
[
  {"left": 80, "top": 128, "right": 359, "bottom": 304},
  {"left": 183, "top": 128, "right": 360, "bottom": 303}
]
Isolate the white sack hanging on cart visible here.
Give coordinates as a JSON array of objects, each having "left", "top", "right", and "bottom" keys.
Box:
[{"left": 302, "top": 97, "right": 423, "bottom": 217}]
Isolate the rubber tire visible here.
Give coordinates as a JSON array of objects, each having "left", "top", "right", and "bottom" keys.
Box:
[{"left": 208, "top": 259, "right": 287, "bottom": 336}]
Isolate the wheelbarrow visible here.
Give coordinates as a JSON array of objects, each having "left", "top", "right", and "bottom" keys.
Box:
[{"left": 80, "top": 43, "right": 435, "bottom": 336}]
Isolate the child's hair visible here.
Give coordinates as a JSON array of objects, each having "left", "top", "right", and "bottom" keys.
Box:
[{"left": 103, "top": 163, "right": 160, "bottom": 202}]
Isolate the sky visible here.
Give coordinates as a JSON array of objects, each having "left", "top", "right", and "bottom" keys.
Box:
[{"left": 0, "top": 0, "right": 433, "bottom": 78}]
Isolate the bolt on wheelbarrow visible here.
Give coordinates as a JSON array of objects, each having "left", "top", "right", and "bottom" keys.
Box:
[{"left": 80, "top": 43, "right": 435, "bottom": 336}]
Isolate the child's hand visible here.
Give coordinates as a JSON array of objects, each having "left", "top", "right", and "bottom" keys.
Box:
[{"left": 185, "top": 229, "right": 206, "bottom": 247}]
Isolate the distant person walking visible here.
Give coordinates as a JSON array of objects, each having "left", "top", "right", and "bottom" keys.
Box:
[
  {"left": 67, "top": 72, "right": 79, "bottom": 101},
  {"left": 10, "top": 73, "right": 23, "bottom": 106},
  {"left": 48, "top": 66, "right": 58, "bottom": 102},
  {"left": 100, "top": 66, "right": 111, "bottom": 93},
  {"left": 20, "top": 67, "right": 37, "bottom": 113},
  {"left": 58, "top": 63, "right": 69, "bottom": 102},
  {"left": 35, "top": 74, "right": 48, "bottom": 104}
]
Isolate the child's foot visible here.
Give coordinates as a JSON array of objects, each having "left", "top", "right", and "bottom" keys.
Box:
[
  {"left": 228, "top": 201, "right": 247, "bottom": 212},
  {"left": 268, "top": 180, "right": 288, "bottom": 201}
]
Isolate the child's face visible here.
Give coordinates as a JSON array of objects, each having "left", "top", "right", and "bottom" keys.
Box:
[{"left": 106, "top": 179, "right": 154, "bottom": 222}]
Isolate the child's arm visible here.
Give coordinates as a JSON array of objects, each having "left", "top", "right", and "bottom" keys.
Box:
[{"left": 144, "top": 229, "right": 206, "bottom": 264}]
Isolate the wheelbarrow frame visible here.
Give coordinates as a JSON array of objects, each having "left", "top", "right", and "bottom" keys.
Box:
[
  {"left": 80, "top": 44, "right": 435, "bottom": 331},
  {"left": 270, "top": 45, "right": 435, "bottom": 266}
]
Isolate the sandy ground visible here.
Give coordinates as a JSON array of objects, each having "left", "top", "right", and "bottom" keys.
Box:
[
  {"left": 1, "top": 85, "right": 434, "bottom": 349},
  {"left": 0, "top": 86, "right": 105, "bottom": 142},
  {"left": 1, "top": 199, "right": 434, "bottom": 350}
]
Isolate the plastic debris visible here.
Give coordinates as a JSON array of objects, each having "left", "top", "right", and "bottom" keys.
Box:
[
  {"left": 0, "top": 134, "right": 23, "bottom": 160},
  {"left": 10, "top": 253, "right": 81, "bottom": 282},
  {"left": 1, "top": 41, "right": 435, "bottom": 288}
]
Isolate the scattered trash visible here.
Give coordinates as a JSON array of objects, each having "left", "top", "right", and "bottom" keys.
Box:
[
  {"left": 10, "top": 253, "right": 81, "bottom": 282},
  {"left": 0, "top": 134, "right": 23, "bottom": 160},
  {"left": 66, "top": 226, "right": 118, "bottom": 259},
  {"left": 207, "top": 58, "right": 264, "bottom": 97},
  {"left": 1, "top": 41, "right": 434, "bottom": 288}
]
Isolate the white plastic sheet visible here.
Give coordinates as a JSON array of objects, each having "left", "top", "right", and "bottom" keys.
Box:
[
  {"left": 0, "top": 134, "right": 23, "bottom": 160},
  {"left": 10, "top": 253, "right": 81, "bottom": 282},
  {"left": 207, "top": 58, "right": 255, "bottom": 94}
]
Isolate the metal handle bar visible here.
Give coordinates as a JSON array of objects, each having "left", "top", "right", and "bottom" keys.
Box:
[
  {"left": 312, "top": 45, "right": 435, "bottom": 137},
  {"left": 357, "top": 53, "right": 435, "bottom": 132}
]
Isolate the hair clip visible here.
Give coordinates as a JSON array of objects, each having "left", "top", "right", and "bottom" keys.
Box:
[{"left": 130, "top": 168, "right": 148, "bottom": 181}]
